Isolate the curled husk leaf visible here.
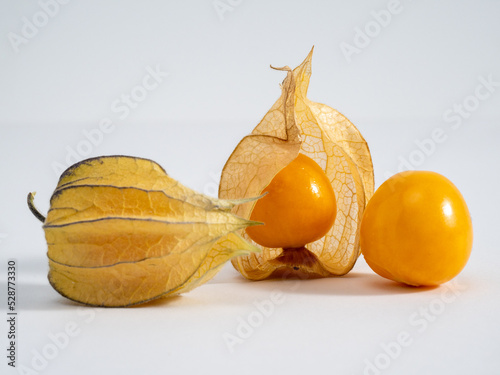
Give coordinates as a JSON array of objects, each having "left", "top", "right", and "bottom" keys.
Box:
[
  {"left": 29, "top": 156, "right": 260, "bottom": 307},
  {"left": 218, "top": 48, "right": 374, "bottom": 280}
]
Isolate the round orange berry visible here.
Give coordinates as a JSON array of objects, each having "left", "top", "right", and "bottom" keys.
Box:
[
  {"left": 360, "top": 171, "right": 473, "bottom": 286},
  {"left": 246, "top": 153, "right": 337, "bottom": 249}
]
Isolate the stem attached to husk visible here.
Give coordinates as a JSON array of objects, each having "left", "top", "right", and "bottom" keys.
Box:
[{"left": 27, "top": 192, "right": 46, "bottom": 223}]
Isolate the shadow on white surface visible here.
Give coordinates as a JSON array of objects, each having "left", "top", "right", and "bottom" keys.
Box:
[
  {"left": 230, "top": 271, "right": 438, "bottom": 297},
  {"left": 10, "top": 281, "right": 192, "bottom": 310},
  {"left": 10, "top": 282, "right": 71, "bottom": 311},
  {"left": 7, "top": 272, "right": 437, "bottom": 312}
]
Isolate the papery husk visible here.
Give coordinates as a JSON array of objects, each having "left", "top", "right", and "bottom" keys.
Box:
[
  {"left": 30, "top": 156, "right": 260, "bottom": 307},
  {"left": 218, "top": 48, "right": 374, "bottom": 280}
]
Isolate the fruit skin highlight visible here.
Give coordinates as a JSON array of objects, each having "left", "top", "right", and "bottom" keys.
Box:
[
  {"left": 360, "top": 171, "right": 473, "bottom": 286},
  {"left": 246, "top": 153, "right": 337, "bottom": 249}
]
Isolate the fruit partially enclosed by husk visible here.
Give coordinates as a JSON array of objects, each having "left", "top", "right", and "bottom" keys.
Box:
[
  {"left": 218, "top": 48, "right": 374, "bottom": 280},
  {"left": 28, "top": 156, "right": 260, "bottom": 307}
]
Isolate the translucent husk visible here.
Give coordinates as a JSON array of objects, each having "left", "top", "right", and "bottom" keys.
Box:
[{"left": 218, "top": 48, "right": 374, "bottom": 280}]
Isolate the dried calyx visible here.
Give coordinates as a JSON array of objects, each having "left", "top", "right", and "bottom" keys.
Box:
[
  {"left": 28, "top": 156, "right": 261, "bottom": 307},
  {"left": 218, "top": 48, "right": 374, "bottom": 280}
]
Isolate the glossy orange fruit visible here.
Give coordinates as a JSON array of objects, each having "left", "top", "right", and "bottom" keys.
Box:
[
  {"left": 246, "top": 153, "right": 337, "bottom": 249},
  {"left": 360, "top": 171, "right": 473, "bottom": 286}
]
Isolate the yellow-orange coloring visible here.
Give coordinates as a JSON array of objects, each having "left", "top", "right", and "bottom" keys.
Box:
[
  {"left": 360, "top": 171, "right": 473, "bottom": 286},
  {"left": 246, "top": 154, "right": 337, "bottom": 249}
]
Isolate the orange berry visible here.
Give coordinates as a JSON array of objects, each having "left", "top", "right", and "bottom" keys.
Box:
[
  {"left": 360, "top": 171, "right": 473, "bottom": 286},
  {"left": 246, "top": 153, "right": 337, "bottom": 249}
]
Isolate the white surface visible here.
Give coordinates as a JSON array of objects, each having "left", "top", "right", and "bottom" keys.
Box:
[{"left": 1, "top": 1, "right": 499, "bottom": 374}]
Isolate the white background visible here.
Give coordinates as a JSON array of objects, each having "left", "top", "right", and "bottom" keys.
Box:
[{"left": 1, "top": 1, "right": 499, "bottom": 374}]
